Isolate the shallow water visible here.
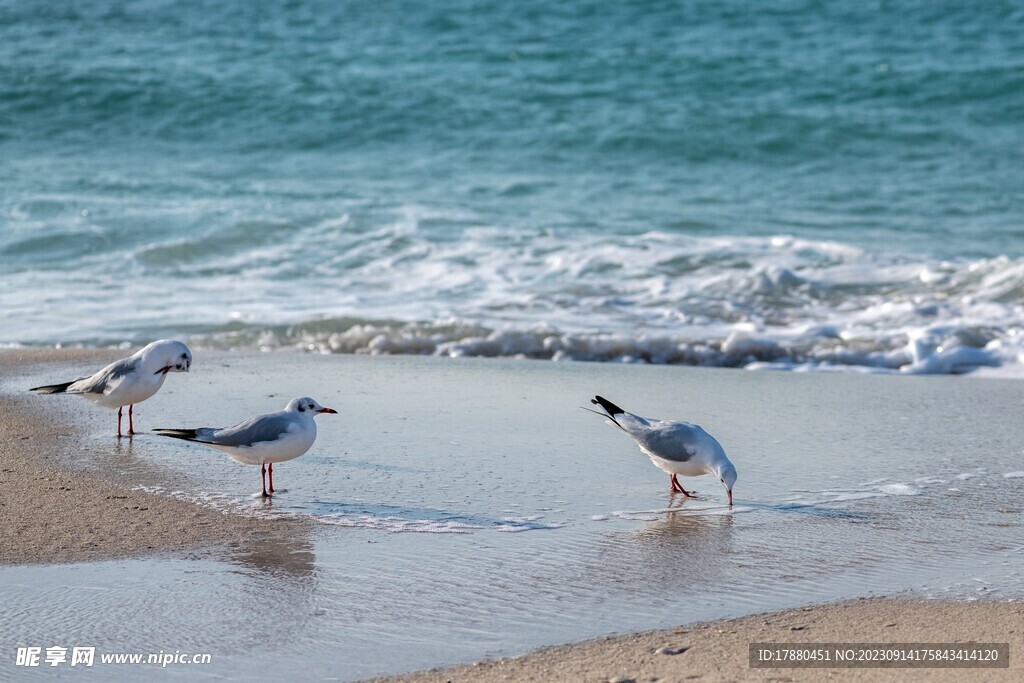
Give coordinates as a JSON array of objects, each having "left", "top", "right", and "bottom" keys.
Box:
[{"left": 3, "top": 354, "right": 1023, "bottom": 680}]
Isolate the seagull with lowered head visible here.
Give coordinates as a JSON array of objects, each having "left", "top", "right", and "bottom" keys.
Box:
[
  {"left": 588, "top": 395, "right": 737, "bottom": 505},
  {"left": 30, "top": 339, "right": 193, "bottom": 437}
]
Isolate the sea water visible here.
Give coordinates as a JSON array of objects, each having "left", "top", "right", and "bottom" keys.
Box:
[
  {"left": 3, "top": 354, "right": 1022, "bottom": 680},
  {"left": 1, "top": 1, "right": 1022, "bottom": 374}
]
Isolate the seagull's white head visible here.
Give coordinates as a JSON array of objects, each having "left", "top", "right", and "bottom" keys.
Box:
[
  {"left": 286, "top": 396, "right": 338, "bottom": 416},
  {"left": 715, "top": 460, "right": 737, "bottom": 506},
  {"left": 143, "top": 340, "right": 192, "bottom": 375}
]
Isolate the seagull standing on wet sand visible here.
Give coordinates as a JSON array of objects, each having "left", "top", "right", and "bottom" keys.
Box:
[
  {"left": 589, "top": 395, "right": 737, "bottom": 505},
  {"left": 154, "top": 397, "right": 337, "bottom": 498},
  {"left": 30, "top": 340, "right": 193, "bottom": 437}
]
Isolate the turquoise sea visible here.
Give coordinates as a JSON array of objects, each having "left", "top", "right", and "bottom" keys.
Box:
[{"left": 2, "top": 0, "right": 1022, "bottom": 373}]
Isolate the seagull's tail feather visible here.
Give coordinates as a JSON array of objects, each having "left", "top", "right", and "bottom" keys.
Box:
[
  {"left": 153, "top": 428, "right": 201, "bottom": 442},
  {"left": 589, "top": 395, "right": 631, "bottom": 434},
  {"left": 591, "top": 395, "right": 625, "bottom": 419},
  {"left": 29, "top": 380, "right": 78, "bottom": 394}
]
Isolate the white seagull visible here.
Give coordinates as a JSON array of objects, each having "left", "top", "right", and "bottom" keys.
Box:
[
  {"left": 30, "top": 340, "right": 193, "bottom": 437},
  {"left": 589, "top": 395, "right": 737, "bottom": 505},
  {"left": 154, "top": 396, "right": 337, "bottom": 498}
]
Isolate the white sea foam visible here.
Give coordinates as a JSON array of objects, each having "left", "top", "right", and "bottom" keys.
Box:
[
  {"left": 611, "top": 503, "right": 741, "bottom": 519},
  {"left": 877, "top": 483, "right": 920, "bottom": 496},
  {"left": 316, "top": 515, "right": 480, "bottom": 534},
  {"left": 1004, "top": 472, "right": 1024, "bottom": 479},
  {"left": 314, "top": 514, "right": 565, "bottom": 534},
  {"left": 823, "top": 491, "right": 883, "bottom": 502},
  {"left": 131, "top": 484, "right": 300, "bottom": 521},
  {"left": 232, "top": 230, "right": 1024, "bottom": 376},
  {"left": 10, "top": 227, "right": 1023, "bottom": 376}
]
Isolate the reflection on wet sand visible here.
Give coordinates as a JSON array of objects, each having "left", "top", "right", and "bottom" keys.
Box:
[
  {"left": 225, "top": 537, "right": 317, "bottom": 579},
  {"left": 589, "top": 498, "right": 736, "bottom": 595},
  {"left": 112, "top": 438, "right": 135, "bottom": 458}
]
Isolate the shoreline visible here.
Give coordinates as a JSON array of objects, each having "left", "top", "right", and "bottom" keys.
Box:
[
  {"left": 0, "top": 349, "right": 310, "bottom": 566},
  {"left": 4, "top": 340, "right": 1023, "bottom": 380},
  {"left": 368, "top": 597, "right": 1023, "bottom": 683}
]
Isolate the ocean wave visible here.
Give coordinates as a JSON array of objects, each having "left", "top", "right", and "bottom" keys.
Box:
[
  {"left": 148, "top": 227, "right": 1022, "bottom": 377},
  {"left": 190, "top": 314, "right": 1021, "bottom": 376},
  {"left": 5, "top": 222, "right": 1022, "bottom": 376}
]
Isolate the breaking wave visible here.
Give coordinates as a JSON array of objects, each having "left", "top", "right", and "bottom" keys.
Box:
[{"left": 179, "top": 232, "right": 1024, "bottom": 376}]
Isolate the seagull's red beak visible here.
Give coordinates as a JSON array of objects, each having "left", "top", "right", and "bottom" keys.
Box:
[
  {"left": 727, "top": 490, "right": 733, "bottom": 506},
  {"left": 317, "top": 407, "right": 338, "bottom": 414},
  {"left": 154, "top": 365, "right": 172, "bottom": 375}
]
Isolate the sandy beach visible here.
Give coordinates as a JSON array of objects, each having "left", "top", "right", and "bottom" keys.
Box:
[
  {"left": 1, "top": 349, "right": 1021, "bottom": 682},
  {"left": 370, "top": 598, "right": 1022, "bottom": 683},
  {"left": 0, "top": 349, "right": 310, "bottom": 565}
]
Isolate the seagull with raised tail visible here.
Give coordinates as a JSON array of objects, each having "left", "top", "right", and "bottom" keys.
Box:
[
  {"left": 154, "top": 396, "right": 337, "bottom": 498},
  {"left": 30, "top": 340, "right": 193, "bottom": 437},
  {"left": 588, "top": 395, "right": 737, "bottom": 505}
]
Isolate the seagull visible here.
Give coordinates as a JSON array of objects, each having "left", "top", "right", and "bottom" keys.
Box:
[
  {"left": 30, "top": 340, "right": 193, "bottom": 437},
  {"left": 588, "top": 395, "right": 737, "bottom": 505},
  {"left": 154, "top": 397, "right": 337, "bottom": 498}
]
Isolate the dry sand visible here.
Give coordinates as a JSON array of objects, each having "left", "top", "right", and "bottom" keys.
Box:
[
  {"left": 370, "top": 598, "right": 1022, "bottom": 683},
  {"left": 0, "top": 349, "right": 309, "bottom": 565}
]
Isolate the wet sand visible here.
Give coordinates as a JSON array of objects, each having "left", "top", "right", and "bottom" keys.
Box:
[
  {"left": 0, "top": 349, "right": 309, "bottom": 565},
  {"left": 371, "top": 598, "right": 1023, "bottom": 683},
  {"left": 1, "top": 348, "right": 1022, "bottom": 682}
]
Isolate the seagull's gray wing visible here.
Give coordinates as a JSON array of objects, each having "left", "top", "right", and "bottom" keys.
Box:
[
  {"left": 626, "top": 418, "right": 703, "bottom": 462},
  {"left": 71, "top": 357, "right": 139, "bottom": 395},
  {"left": 201, "top": 413, "right": 295, "bottom": 448}
]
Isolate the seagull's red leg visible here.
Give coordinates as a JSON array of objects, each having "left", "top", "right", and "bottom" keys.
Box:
[
  {"left": 671, "top": 474, "right": 696, "bottom": 497},
  {"left": 128, "top": 404, "right": 135, "bottom": 436},
  {"left": 260, "top": 463, "right": 270, "bottom": 498},
  {"left": 268, "top": 463, "right": 274, "bottom": 493},
  {"left": 117, "top": 406, "right": 123, "bottom": 438},
  {"left": 670, "top": 474, "right": 682, "bottom": 492}
]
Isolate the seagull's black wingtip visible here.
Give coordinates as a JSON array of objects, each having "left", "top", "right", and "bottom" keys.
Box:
[
  {"left": 29, "top": 380, "right": 76, "bottom": 394},
  {"left": 153, "top": 428, "right": 199, "bottom": 441}
]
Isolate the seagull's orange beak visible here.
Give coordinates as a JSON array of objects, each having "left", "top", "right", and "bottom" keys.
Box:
[{"left": 317, "top": 407, "right": 338, "bottom": 414}]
